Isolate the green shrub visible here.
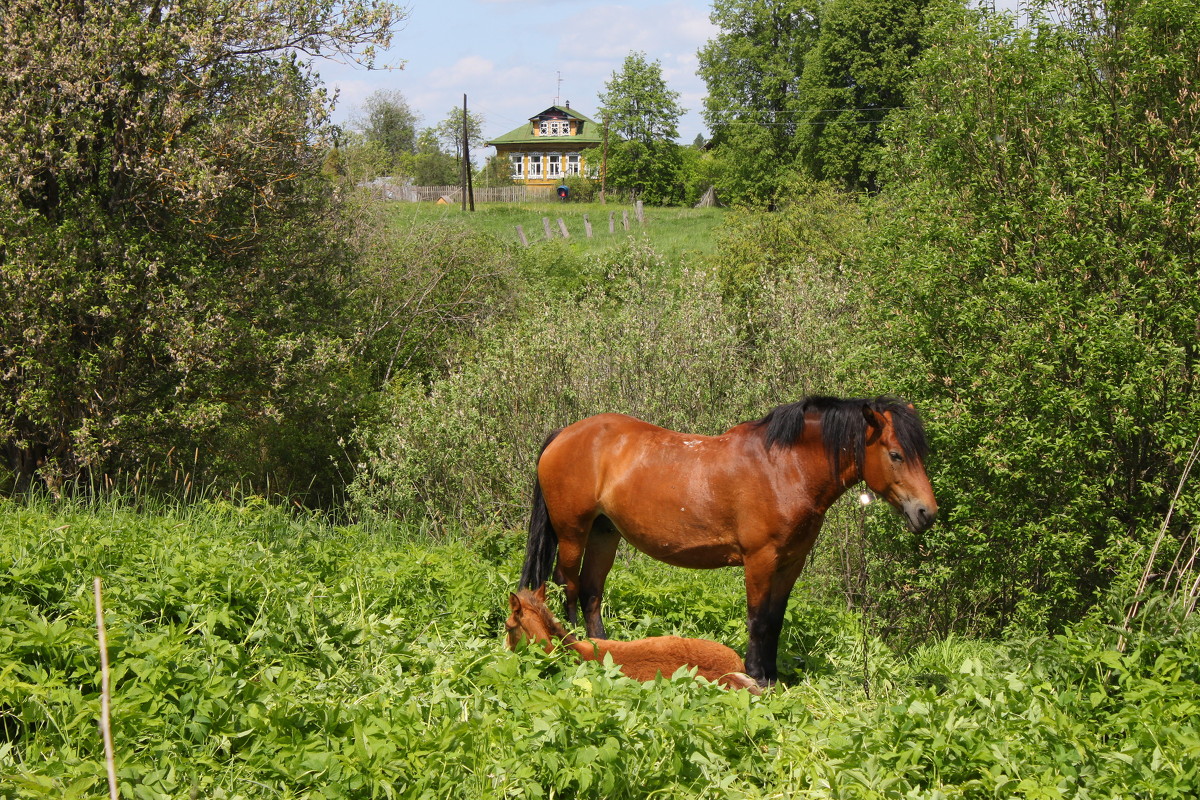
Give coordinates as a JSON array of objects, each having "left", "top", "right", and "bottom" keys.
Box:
[
  {"left": 349, "top": 238, "right": 853, "bottom": 528},
  {"left": 853, "top": 0, "right": 1200, "bottom": 636},
  {"left": 0, "top": 0, "right": 396, "bottom": 498}
]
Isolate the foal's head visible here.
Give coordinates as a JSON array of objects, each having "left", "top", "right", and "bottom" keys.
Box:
[{"left": 505, "top": 585, "right": 575, "bottom": 650}]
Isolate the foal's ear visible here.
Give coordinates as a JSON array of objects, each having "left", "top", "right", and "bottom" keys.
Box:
[
  {"left": 509, "top": 592, "right": 521, "bottom": 612},
  {"left": 534, "top": 583, "right": 547, "bottom": 603},
  {"left": 862, "top": 404, "right": 887, "bottom": 430}
]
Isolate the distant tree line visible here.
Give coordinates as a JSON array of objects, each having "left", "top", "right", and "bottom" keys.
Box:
[{"left": 331, "top": 90, "right": 511, "bottom": 188}]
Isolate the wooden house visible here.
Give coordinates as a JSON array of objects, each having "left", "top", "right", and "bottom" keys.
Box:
[{"left": 486, "top": 104, "right": 602, "bottom": 188}]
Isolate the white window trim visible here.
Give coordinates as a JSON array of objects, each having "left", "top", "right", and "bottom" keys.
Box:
[
  {"left": 566, "top": 153, "right": 581, "bottom": 175},
  {"left": 548, "top": 154, "right": 562, "bottom": 178},
  {"left": 528, "top": 153, "right": 543, "bottom": 178}
]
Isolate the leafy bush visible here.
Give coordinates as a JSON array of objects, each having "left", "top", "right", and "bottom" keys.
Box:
[
  {"left": 0, "top": 0, "right": 399, "bottom": 496},
  {"left": 853, "top": 0, "right": 1200, "bottom": 635},
  {"left": 346, "top": 200, "right": 517, "bottom": 388},
  {"left": 349, "top": 238, "right": 853, "bottom": 528}
]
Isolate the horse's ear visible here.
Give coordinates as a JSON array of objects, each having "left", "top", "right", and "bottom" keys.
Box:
[
  {"left": 509, "top": 592, "right": 521, "bottom": 613},
  {"left": 534, "top": 583, "right": 547, "bottom": 603},
  {"left": 862, "top": 404, "right": 887, "bottom": 430}
]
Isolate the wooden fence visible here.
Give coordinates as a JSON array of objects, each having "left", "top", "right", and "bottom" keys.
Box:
[
  {"left": 363, "top": 181, "right": 556, "bottom": 203},
  {"left": 514, "top": 201, "right": 644, "bottom": 247}
]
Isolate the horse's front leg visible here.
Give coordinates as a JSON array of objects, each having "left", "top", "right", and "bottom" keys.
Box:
[{"left": 743, "top": 554, "right": 803, "bottom": 686}]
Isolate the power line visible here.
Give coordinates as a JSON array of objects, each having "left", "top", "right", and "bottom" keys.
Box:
[{"left": 706, "top": 106, "right": 909, "bottom": 115}]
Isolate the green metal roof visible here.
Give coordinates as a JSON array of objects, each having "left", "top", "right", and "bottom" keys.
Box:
[{"left": 486, "top": 105, "right": 603, "bottom": 147}]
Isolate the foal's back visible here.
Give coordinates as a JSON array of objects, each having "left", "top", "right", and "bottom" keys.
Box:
[
  {"left": 506, "top": 588, "right": 760, "bottom": 694},
  {"left": 584, "top": 635, "right": 758, "bottom": 691}
]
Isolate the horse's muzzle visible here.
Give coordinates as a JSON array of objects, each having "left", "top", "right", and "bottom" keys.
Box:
[{"left": 903, "top": 502, "right": 937, "bottom": 533}]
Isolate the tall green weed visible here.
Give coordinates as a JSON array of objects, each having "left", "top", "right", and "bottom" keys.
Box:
[
  {"left": 350, "top": 238, "right": 852, "bottom": 529},
  {"left": 2, "top": 498, "right": 1198, "bottom": 798}
]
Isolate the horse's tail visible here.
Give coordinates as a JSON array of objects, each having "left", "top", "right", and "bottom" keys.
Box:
[{"left": 520, "top": 429, "right": 563, "bottom": 590}]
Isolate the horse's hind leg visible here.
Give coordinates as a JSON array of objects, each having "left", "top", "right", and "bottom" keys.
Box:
[
  {"left": 552, "top": 518, "right": 592, "bottom": 627},
  {"left": 579, "top": 519, "right": 620, "bottom": 639}
]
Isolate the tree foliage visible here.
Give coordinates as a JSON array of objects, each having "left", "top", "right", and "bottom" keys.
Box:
[
  {"left": 697, "top": 0, "right": 931, "bottom": 201},
  {"left": 858, "top": 0, "right": 1200, "bottom": 635},
  {"left": 596, "top": 51, "right": 686, "bottom": 204},
  {"left": 351, "top": 88, "right": 419, "bottom": 171},
  {"left": 698, "top": 0, "right": 820, "bottom": 205},
  {"left": 433, "top": 106, "right": 486, "bottom": 164},
  {"left": 795, "top": 0, "right": 932, "bottom": 192},
  {"left": 0, "top": 0, "right": 401, "bottom": 492}
]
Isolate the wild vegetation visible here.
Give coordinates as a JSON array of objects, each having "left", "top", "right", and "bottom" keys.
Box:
[
  {"left": 3, "top": 498, "right": 1197, "bottom": 798},
  {"left": 3, "top": 0, "right": 1200, "bottom": 796}
]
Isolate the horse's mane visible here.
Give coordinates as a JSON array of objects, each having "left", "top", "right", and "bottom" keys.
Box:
[
  {"left": 515, "top": 589, "right": 579, "bottom": 645},
  {"left": 750, "top": 396, "right": 929, "bottom": 476}
]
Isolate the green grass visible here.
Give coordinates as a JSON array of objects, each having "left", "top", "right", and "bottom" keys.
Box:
[
  {"left": 2, "top": 496, "right": 1198, "bottom": 798},
  {"left": 381, "top": 200, "right": 727, "bottom": 265}
]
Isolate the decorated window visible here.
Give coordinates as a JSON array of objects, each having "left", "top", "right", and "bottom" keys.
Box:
[
  {"left": 510, "top": 153, "right": 524, "bottom": 178},
  {"left": 566, "top": 154, "right": 581, "bottom": 175},
  {"left": 528, "top": 154, "right": 543, "bottom": 178},
  {"left": 548, "top": 154, "right": 562, "bottom": 177},
  {"left": 538, "top": 121, "right": 548, "bottom": 135}
]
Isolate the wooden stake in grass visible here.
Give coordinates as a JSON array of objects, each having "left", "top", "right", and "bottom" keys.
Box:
[{"left": 94, "top": 577, "right": 119, "bottom": 800}]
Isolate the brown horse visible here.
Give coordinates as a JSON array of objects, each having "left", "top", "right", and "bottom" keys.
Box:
[
  {"left": 505, "top": 585, "right": 761, "bottom": 693},
  {"left": 519, "top": 396, "right": 937, "bottom": 685}
]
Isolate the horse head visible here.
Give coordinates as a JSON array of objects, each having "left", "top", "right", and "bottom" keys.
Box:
[
  {"left": 505, "top": 585, "right": 553, "bottom": 650},
  {"left": 859, "top": 402, "right": 938, "bottom": 533}
]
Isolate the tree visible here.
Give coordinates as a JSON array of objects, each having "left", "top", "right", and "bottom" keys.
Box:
[
  {"left": 697, "top": 0, "right": 821, "bottom": 205},
  {"left": 410, "top": 128, "right": 460, "bottom": 185},
  {"left": 859, "top": 0, "right": 1200, "bottom": 635},
  {"left": 434, "top": 106, "right": 486, "bottom": 167},
  {"left": 596, "top": 51, "right": 686, "bottom": 204},
  {"left": 353, "top": 89, "right": 420, "bottom": 167},
  {"left": 0, "top": 0, "right": 401, "bottom": 492},
  {"left": 477, "top": 155, "right": 516, "bottom": 188},
  {"left": 794, "top": 0, "right": 931, "bottom": 192}
]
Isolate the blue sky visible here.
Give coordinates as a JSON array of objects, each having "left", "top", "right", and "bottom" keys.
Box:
[
  {"left": 317, "top": 0, "right": 717, "bottom": 150},
  {"left": 316, "top": 0, "right": 1021, "bottom": 155}
]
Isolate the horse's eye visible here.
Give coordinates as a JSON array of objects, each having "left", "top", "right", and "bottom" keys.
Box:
[{"left": 889, "top": 451, "right": 903, "bottom": 463}]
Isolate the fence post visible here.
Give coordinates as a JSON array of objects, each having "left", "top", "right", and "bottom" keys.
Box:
[
  {"left": 516, "top": 225, "right": 528, "bottom": 247},
  {"left": 557, "top": 218, "right": 570, "bottom": 239},
  {"left": 622, "top": 210, "right": 629, "bottom": 231},
  {"left": 584, "top": 214, "right": 593, "bottom": 238},
  {"left": 543, "top": 217, "right": 553, "bottom": 240},
  {"left": 635, "top": 200, "right": 644, "bottom": 225},
  {"left": 609, "top": 212, "right": 615, "bottom": 234}
]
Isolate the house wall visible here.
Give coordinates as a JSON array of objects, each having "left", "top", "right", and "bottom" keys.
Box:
[{"left": 497, "top": 144, "right": 591, "bottom": 187}]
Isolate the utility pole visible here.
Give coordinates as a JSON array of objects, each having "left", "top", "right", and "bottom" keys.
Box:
[
  {"left": 600, "top": 112, "right": 609, "bottom": 205},
  {"left": 462, "top": 94, "right": 475, "bottom": 212}
]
